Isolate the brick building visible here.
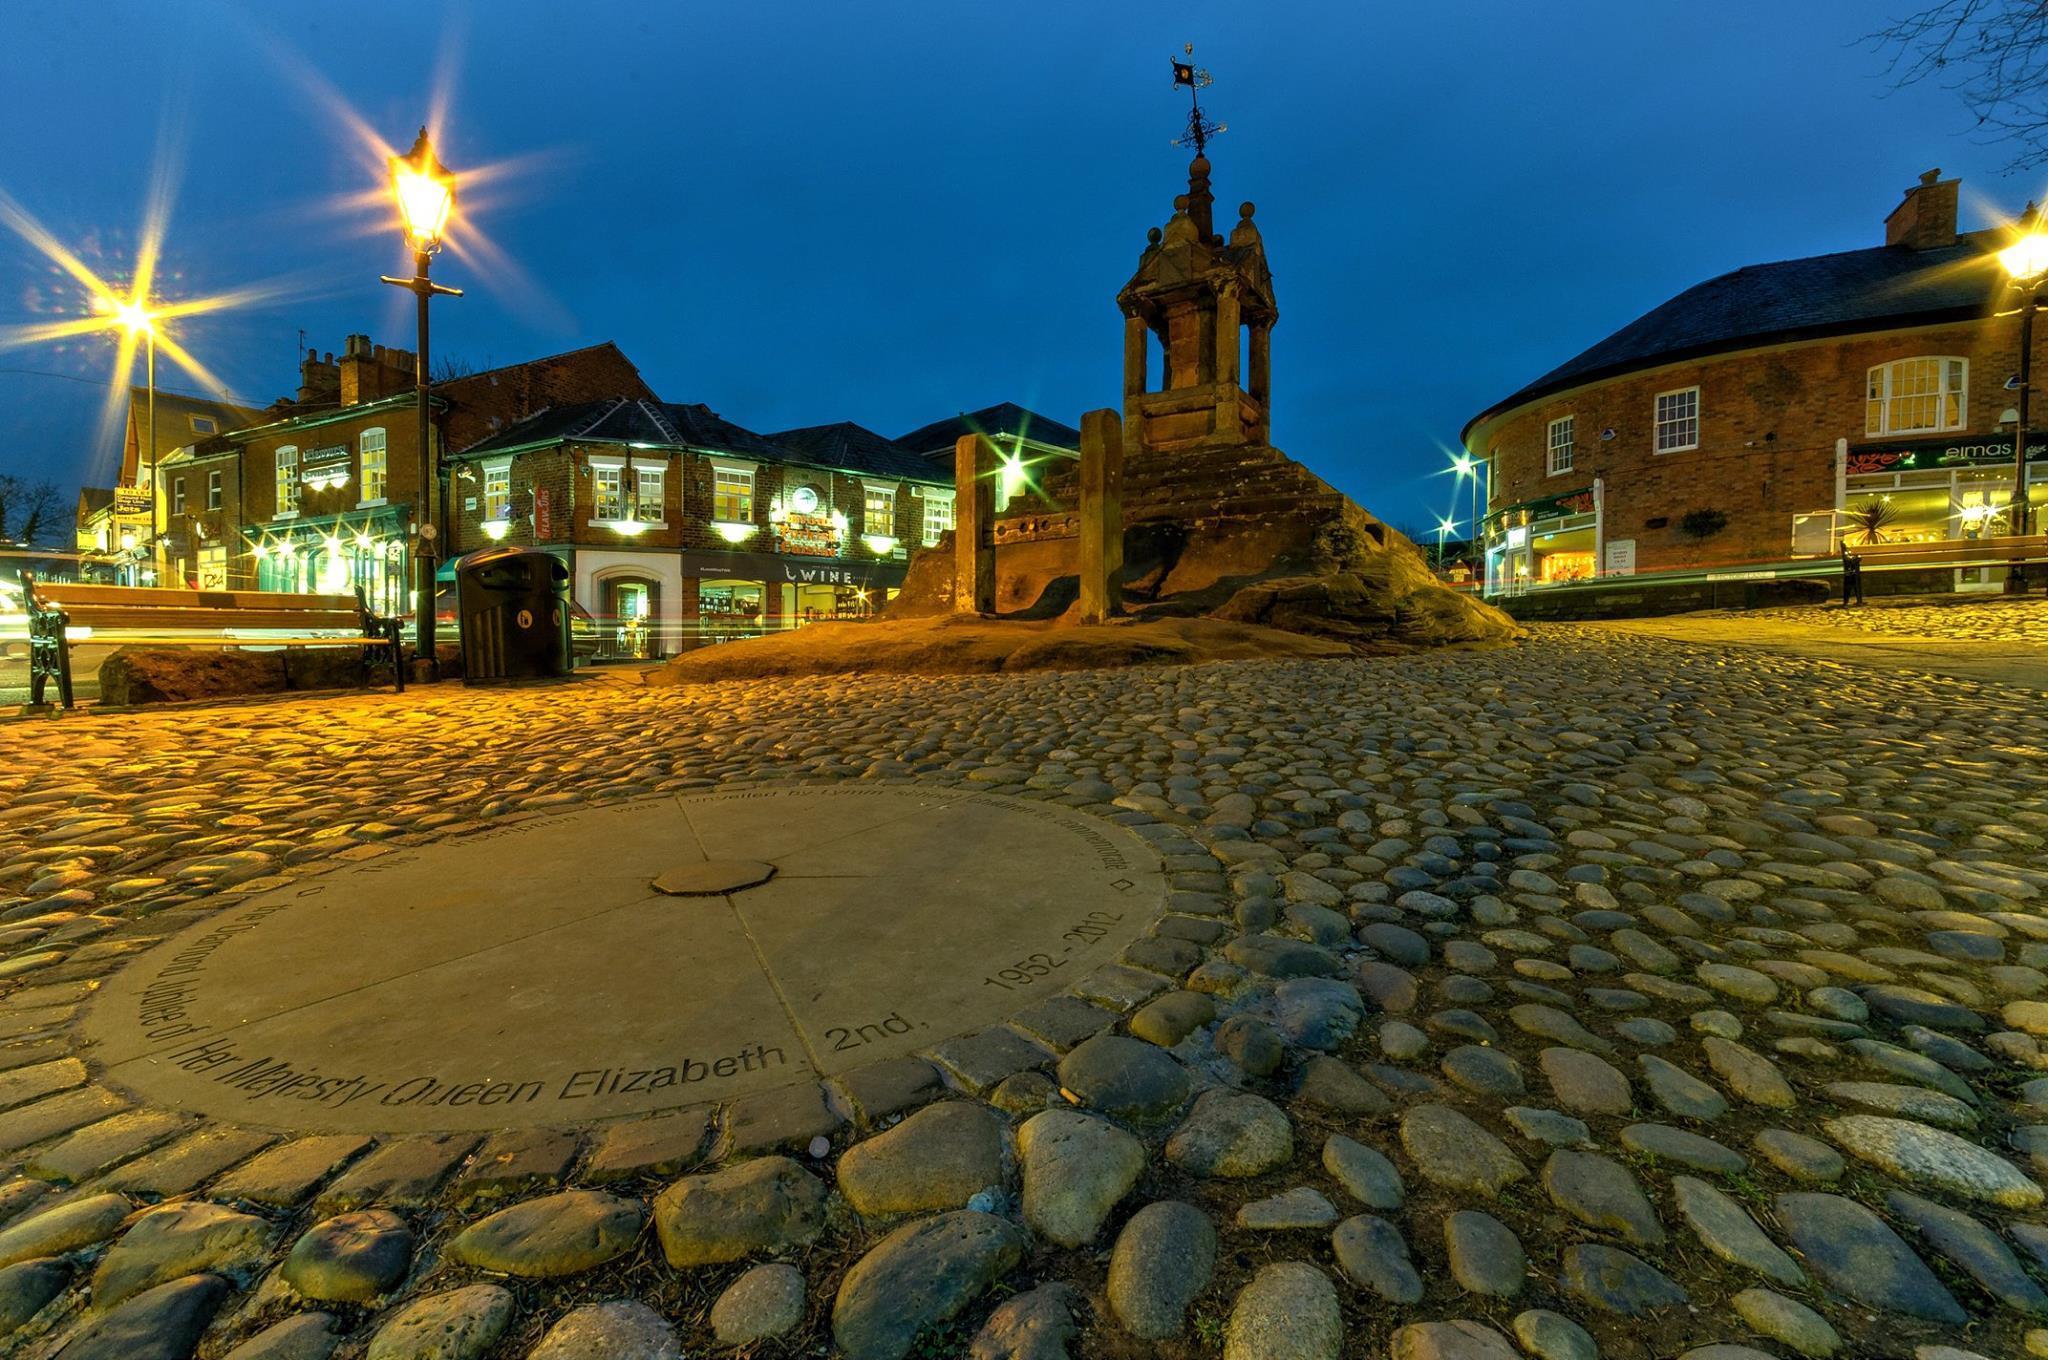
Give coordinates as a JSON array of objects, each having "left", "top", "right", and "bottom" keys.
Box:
[
  {"left": 1463, "top": 170, "right": 2045, "bottom": 598},
  {"left": 149, "top": 336, "right": 650, "bottom": 605},
  {"left": 449, "top": 400, "right": 955, "bottom": 657},
  {"left": 897, "top": 403, "right": 1081, "bottom": 510}
]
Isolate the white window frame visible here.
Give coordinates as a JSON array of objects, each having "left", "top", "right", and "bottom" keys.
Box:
[
  {"left": 190, "top": 415, "right": 215, "bottom": 435},
  {"left": 1653, "top": 387, "right": 1700, "bottom": 454},
  {"left": 1866, "top": 357, "right": 1968, "bottom": 437},
  {"left": 172, "top": 476, "right": 186, "bottom": 515},
  {"left": 358, "top": 427, "right": 388, "bottom": 505},
  {"left": 632, "top": 461, "right": 667, "bottom": 525},
  {"left": 481, "top": 458, "right": 513, "bottom": 522},
  {"left": 588, "top": 456, "right": 628, "bottom": 522},
  {"left": 207, "top": 468, "right": 222, "bottom": 510},
  {"left": 1546, "top": 415, "right": 1575, "bottom": 476},
  {"left": 862, "top": 480, "right": 898, "bottom": 538},
  {"left": 710, "top": 459, "right": 756, "bottom": 524},
  {"left": 921, "top": 488, "right": 956, "bottom": 546},
  {"left": 275, "top": 446, "right": 300, "bottom": 517}
]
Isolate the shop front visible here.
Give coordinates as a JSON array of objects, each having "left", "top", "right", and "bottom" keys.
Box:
[
  {"left": 678, "top": 548, "right": 906, "bottom": 650},
  {"left": 1835, "top": 434, "right": 2048, "bottom": 591},
  {"left": 247, "top": 505, "right": 410, "bottom": 616},
  {"left": 1482, "top": 485, "right": 1600, "bottom": 597}
]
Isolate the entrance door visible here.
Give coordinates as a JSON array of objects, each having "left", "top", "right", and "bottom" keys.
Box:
[
  {"left": 602, "top": 577, "right": 660, "bottom": 659},
  {"left": 1952, "top": 477, "right": 2010, "bottom": 592}
]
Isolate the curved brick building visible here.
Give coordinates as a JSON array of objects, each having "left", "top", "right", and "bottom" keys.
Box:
[{"left": 1463, "top": 170, "right": 2043, "bottom": 602}]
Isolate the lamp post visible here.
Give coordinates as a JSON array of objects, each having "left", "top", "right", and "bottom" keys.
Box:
[
  {"left": 117, "top": 301, "right": 157, "bottom": 580},
  {"left": 1435, "top": 514, "right": 1457, "bottom": 574},
  {"left": 380, "top": 127, "right": 462, "bottom": 677},
  {"left": 1453, "top": 453, "right": 1480, "bottom": 585},
  {"left": 2000, "top": 221, "right": 2048, "bottom": 593}
]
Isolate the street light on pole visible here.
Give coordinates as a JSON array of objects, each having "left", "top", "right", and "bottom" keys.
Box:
[
  {"left": 1452, "top": 452, "right": 1480, "bottom": 584},
  {"left": 116, "top": 300, "right": 158, "bottom": 579},
  {"left": 2000, "top": 217, "right": 2048, "bottom": 594},
  {"left": 381, "top": 128, "right": 462, "bottom": 678},
  {"left": 1435, "top": 514, "right": 1457, "bottom": 573}
]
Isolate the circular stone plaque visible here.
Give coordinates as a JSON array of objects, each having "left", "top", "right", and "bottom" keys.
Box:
[{"left": 81, "top": 786, "right": 1165, "bottom": 1133}]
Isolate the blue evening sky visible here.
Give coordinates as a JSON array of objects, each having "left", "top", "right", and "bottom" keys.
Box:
[{"left": 0, "top": 1, "right": 2038, "bottom": 535}]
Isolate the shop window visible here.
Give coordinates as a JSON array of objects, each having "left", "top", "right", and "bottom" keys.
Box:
[
  {"left": 922, "top": 489, "right": 956, "bottom": 546},
  {"left": 483, "top": 461, "right": 512, "bottom": 521},
  {"left": 172, "top": 477, "right": 186, "bottom": 514},
  {"left": 714, "top": 466, "right": 754, "bottom": 522},
  {"left": 1540, "top": 551, "right": 1595, "bottom": 583},
  {"left": 593, "top": 465, "right": 625, "bottom": 520},
  {"left": 360, "top": 428, "right": 388, "bottom": 503},
  {"left": 1653, "top": 387, "right": 1699, "bottom": 453},
  {"left": 207, "top": 469, "right": 222, "bottom": 510},
  {"left": 1546, "top": 416, "right": 1574, "bottom": 475},
  {"left": 198, "top": 544, "right": 227, "bottom": 589},
  {"left": 1866, "top": 357, "right": 1966, "bottom": 436},
  {"left": 864, "top": 484, "right": 897, "bottom": 537},
  {"left": 636, "top": 464, "right": 666, "bottom": 523},
  {"left": 275, "top": 446, "right": 299, "bottom": 516}
]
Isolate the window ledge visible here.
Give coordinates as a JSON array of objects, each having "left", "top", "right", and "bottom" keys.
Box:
[
  {"left": 271, "top": 511, "right": 300, "bottom": 522},
  {"left": 1653, "top": 444, "right": 1699, "bottom": 456},
  {"left": 356, "top": 497, "right": 389, "bottom": 509}
]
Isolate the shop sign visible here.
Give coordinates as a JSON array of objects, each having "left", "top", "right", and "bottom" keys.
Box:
[
  {"left": 1603, "top": 539, "right": 1636, "bottom": 576},
  {"left": 534, "top": 488, "right": 552, "bottom": 540},
  {"left": 778, "top": 511, "right": 839, "bottom": 557},
  {"left": 1845, "top": 434, "right": 2048, "bottom": 475},
  {"left": 113, "top": 487, "right": 150, "bottom": 515},
  {"left": 301, "top": 444, "right": 351, "bottom": 484},
  {"left": 779, "top": 563, "right": 859, "bottom": 585}
]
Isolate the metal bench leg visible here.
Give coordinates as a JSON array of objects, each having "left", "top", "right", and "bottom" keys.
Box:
[
  {"left": 390, "top": 621, "right": 405, "bottom": 693},
  {"left": 54, "top": 617, "right": 74, "bottom": 710}
]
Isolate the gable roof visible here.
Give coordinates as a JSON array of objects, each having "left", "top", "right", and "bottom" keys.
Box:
[
  {"left": 1465, "top": 232, "right": 2008, "bottom": 439},
  {"left": 763, "top": 422, "right": 945, "bottom": 484},
  {"left": 455, "top": 398, "right": 787, "bottom": 460},
  {"left": 895, "top": 402, "right": 1082, "bottom": 460}
]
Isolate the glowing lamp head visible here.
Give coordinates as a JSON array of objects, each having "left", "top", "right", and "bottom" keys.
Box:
[
  {"left": 391, "top": 127, "right": 456, "bottom": 253},
  {"left": 115, "top": 300, "right": 154, "bottom": 337},
  {"left": 1437, "top": 516, "right": 1458, "bottom": 535},
  {"left": 1452, "top": 454, "right": 1475, "bottom": 477},
  {"left": 2004, "top": 227, "right": 2048, "bottom": 285}
]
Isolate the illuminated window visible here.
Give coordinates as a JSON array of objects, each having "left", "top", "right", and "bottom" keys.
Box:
[
  {"left": 593, "top": 465, "right": 625, "bottom": 520},
  {"left": 922, "top": 489, "right": 956, "bottom": 546},
  {"left": 1546, "top": 416, "right": 1574, "bottom": 475},
  {"left": 207, "top": 469, "right": 222, "bottom": 510},
  {"left": 635, "top": 464, "right": 666, "bottom": 522},
  {"left": 483, "top": 460, "right": 512, "bottom": 521},
  {"left": 1653, "top": 388, "right": 1699, "bottom": 454},
  {"left": 864, "top": 483, "right": 897, "bottom": 537},
  {"left": 714, "top": 467, "right": 753, "bottom": 522},
  {"left": 360, "top": 428, "right": 388, "bottom": 502},
  {"left": 275, "top": 446, "right": 299, "bottom": 515},
  {"left": 172, "top": 477, "right": 186, "bottom": 514},
  {"left": 1867, "top": 357, "right": 1966, "bottom": 436}
]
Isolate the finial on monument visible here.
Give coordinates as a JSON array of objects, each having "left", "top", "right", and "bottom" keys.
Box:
[{"left": 1170, "top": 42, "right": 1226, "bottom": 157}]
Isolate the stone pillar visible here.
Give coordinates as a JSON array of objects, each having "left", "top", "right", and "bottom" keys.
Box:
[
  {"left": 1123, "top": 315, "right": 1148, "bottom": 402},
  {"left": 953, "top": 433, "right": 995, "bottom": 614},
  {"left": 1214, "top": 287, "right": 1243, "bottom": 444},
  {"left": 1249, "top": 323, "right": 1272, "bottom": 442},
  {"left": 1078, "top": 409, "right": 1124, "bottom": 626}
]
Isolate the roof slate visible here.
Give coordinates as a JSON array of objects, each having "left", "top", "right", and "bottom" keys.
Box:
[
  {"left": 459, "top": 399, "right": 787, "bottom": 459},
  {"left": 1469, "top": 232, "right": 2010, "bottom": 435},
  {"left": 895, "top": 402, "right": 1082, "bottom": 459},
  {"left": 763, "top": 422, "right": 944, "bottom": 484}
]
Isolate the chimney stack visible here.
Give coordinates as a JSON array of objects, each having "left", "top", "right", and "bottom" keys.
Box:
[
  {"left": 338, "top": 333, "right": 418, "bottom": 406},
  {"left": 1885, "top": 168, "right": 1959, "bottom": 250},
  {"left": 298, "top": 349, "right": 340, "bottom": 407}
]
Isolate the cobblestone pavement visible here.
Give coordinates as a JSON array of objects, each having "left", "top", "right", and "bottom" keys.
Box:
[
  {"left": 1749, "top": 595, "right": 2048, "bottom": 642},
  {"left": 2, "top": 629, "right": 2048, "bottom": 1359}
]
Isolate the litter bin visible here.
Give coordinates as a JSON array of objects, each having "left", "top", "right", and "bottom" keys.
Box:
[{"left": 455, "top": 546, "right": 573, "bottom": 683}]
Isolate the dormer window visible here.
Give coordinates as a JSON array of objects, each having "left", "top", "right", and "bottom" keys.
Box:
[{"left": 1867, "top": 357, "right": 1966, "bottom": 436}]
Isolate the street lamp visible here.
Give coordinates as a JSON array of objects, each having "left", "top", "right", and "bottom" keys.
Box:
[
  {"left": 1999, "top": 219, "right": 2048, "bottom": 593},
  {"left": 116, "top": 300, "right": 158, "bottom": 575},
  {"left": 1452, "top": 453, "right": 1481, "bottom": 582},
  {"left": 380, "top": 127, "right": 462, "bottom": 677}
]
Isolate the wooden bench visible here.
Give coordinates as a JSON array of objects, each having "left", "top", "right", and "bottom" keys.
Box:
[{"left": 23, "top": 575, "right": 404, "bottom": 710}]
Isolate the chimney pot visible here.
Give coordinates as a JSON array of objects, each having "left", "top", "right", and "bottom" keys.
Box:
[{"left": 1886, "top": 170, "right": 1959, "bottom": 250}]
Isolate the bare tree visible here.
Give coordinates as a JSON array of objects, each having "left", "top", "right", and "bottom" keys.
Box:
[
  {"left": 0, "top": 475, "right": 63, "bottom": 547},
  {"left": 432, "top": 355, "right": 480, "bottom": 383},
  {"left": 1873, "top": 1, "right": 2048, "bottom": 169}
]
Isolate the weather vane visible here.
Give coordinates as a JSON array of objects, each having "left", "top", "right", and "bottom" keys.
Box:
[{"left": 1171, "top": 42, "right": 1226, "bottom": 155}]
